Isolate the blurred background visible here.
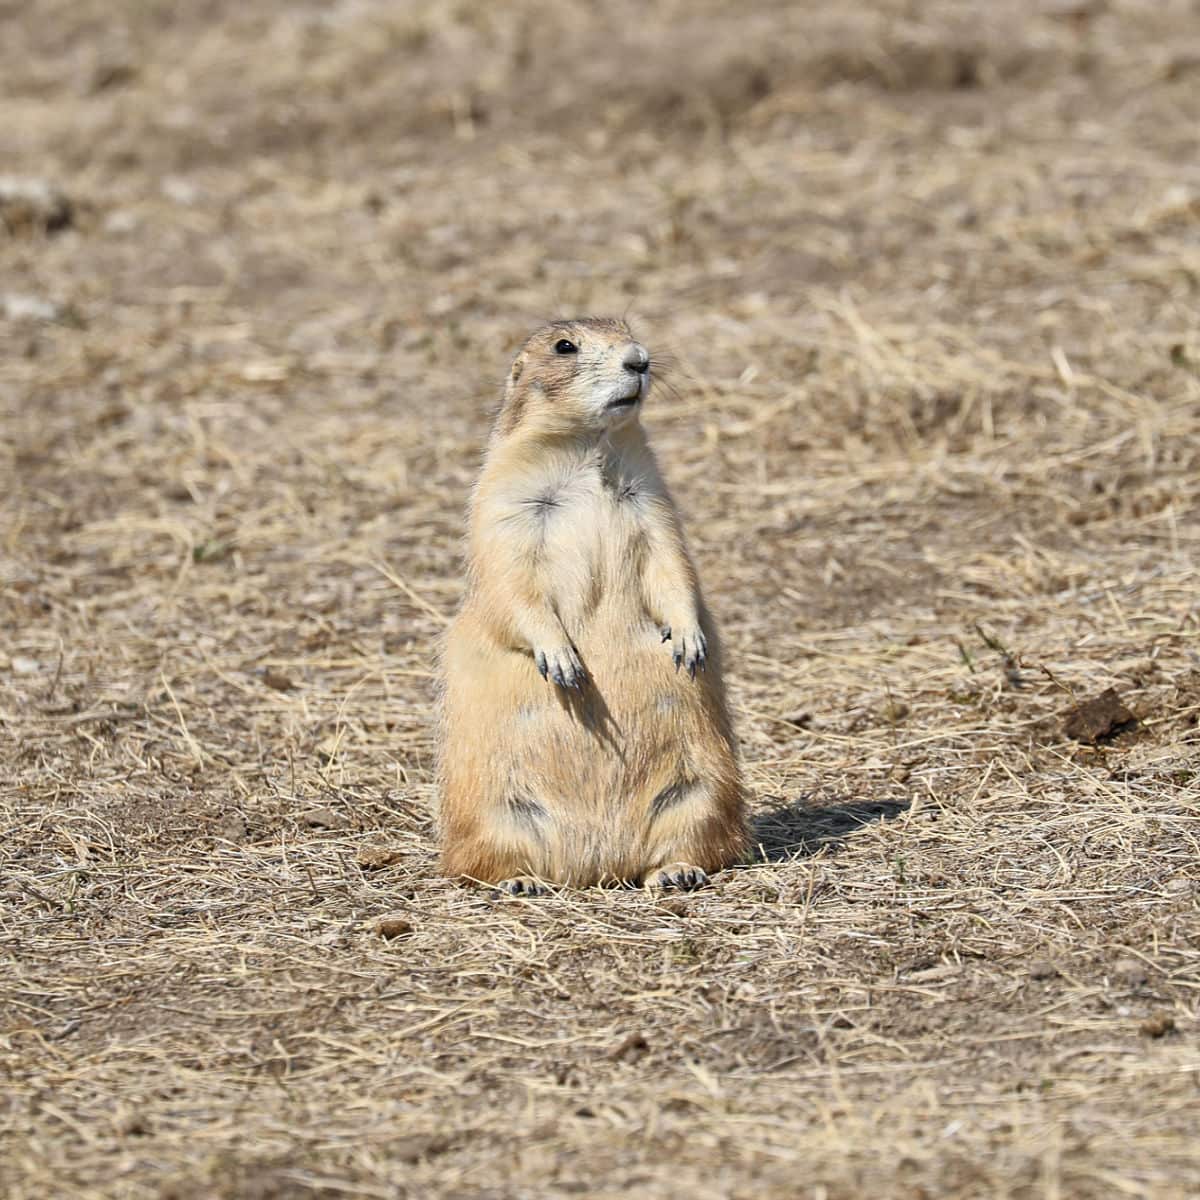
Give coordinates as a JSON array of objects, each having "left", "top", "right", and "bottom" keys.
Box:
[
  {"left": 4, "top": 0, "right": 1198, "bottom": 626},
  {"left": 5, "top": 0, "right": 1198, "bottom": 376}
]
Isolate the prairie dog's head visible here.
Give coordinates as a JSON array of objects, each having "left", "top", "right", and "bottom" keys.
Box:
[{"left": 498, "top": 318, "right": 651, "bottom": 437}]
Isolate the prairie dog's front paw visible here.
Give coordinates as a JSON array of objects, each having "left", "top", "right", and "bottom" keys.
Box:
[
  {"left": 664, "top": 624, "right": 707, "bottom": 678},
  {"left": 534, "top": 644, "right": 587, "bottom": 690}
]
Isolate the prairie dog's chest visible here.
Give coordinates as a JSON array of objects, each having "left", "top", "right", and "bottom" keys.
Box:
[{"left": 509, "top": 458, "right": 651, "bottom": 564}]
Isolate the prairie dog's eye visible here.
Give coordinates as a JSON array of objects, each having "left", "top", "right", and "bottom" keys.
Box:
[{"left": 554, "top": 339, "right": 578, "bottom": 355}]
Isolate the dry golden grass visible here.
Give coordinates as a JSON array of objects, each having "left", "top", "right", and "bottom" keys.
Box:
[{"left": 3, "top": 1, "right": 1199, "bottom": 1197}]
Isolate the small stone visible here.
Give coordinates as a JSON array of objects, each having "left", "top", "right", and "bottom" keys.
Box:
[
  {"left": 161, "top": 176, "right": 200, "bottom": 206},
  {"left": 374, "top": 914, "right": 413, "bottom": 940},
  {"left": 2, "top": 295, "right": 62, "bottom": 323},
  {"left": 239, "top": 359, "right": 291, "bottom": 383},
  {"left": 11, "top": 656, "right": 40, "bottom": 675},
  {"left": 0, "top": 177, "right": 73, "bottom": 234},
  {"left": 1113, "top": 958, "right": 1149, "bottom": 989},
  {"left": 103, "top": 210, "right": 139, "bottom": 236}
]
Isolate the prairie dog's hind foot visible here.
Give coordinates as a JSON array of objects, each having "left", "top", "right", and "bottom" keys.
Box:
[
  {"left": 490, "top": 875, "right": 552, "bottom": 898},
  {"left": 643, "top": 862, "right": 710, "bottom": 891}
]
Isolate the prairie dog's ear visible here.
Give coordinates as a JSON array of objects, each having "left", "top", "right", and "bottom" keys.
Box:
[{"left": 504, "top": 355, "right": 524, "bottom": 403}]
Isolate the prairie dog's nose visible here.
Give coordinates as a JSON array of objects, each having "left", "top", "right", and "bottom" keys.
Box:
[{"left": 623, "top": 344, "right": 650, "bottom": 375}]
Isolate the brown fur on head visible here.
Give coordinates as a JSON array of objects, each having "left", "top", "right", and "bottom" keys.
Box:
[{"left": 497, "top": 318, "right": 650, "bottom": 438}]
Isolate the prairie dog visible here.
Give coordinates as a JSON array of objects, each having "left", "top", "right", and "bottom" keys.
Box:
[{"left": 438, "top": 318, "right": 746, "bottom": 893}]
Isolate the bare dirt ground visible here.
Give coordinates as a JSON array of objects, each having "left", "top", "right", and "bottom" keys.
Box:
[{"left": 3, "top": 1, "right": 1200, "bottom": 1196}]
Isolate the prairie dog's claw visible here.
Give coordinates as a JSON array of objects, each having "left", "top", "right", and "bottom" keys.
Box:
[
  {"left": 666, "top": 626, "right": 707, "bottom": 680},
  {"left": 534, "top": 644, "right": 586, "bottom": 690},
  {"left": 644, "top": 863, "right": 710, "bottom": 891},
  {"left": 491, "top": 876, "right": 550, "bottom": 898}
]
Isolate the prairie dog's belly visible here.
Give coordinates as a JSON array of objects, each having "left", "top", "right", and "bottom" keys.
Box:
[
  {"left": 571, "top": 603, "right": 665, "bottom": 689},
  {"left": 510, "top": 605, "right": 704, "bottom": 780},
  {"left": 542, "top": 493, "right": 650, "bottom": 631}
]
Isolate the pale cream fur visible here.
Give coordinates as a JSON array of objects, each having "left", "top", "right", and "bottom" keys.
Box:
[{"left": 438, "top": 318, "right": 746, "bottom": 891}]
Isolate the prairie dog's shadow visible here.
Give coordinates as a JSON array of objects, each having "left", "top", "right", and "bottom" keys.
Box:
[
  {"left": 553, "top": 679, "right": 621, "bottom": 751},
  {"left": 751, "top": 795, "right": 910, "bottom": 862}
]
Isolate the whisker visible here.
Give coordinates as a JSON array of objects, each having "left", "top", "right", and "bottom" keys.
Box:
[
  {"left": 650, "top": 375, "right": 686, "bottom": 406},
  {"left": 648, "top": 361, "right": 698, "bottom": 392}
]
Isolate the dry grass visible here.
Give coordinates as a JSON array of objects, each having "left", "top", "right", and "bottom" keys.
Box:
[{"left": 3, "top": 1, "right": 1200, "bottom": 1197}]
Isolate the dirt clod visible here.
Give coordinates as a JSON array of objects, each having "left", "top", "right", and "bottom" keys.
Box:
[
  {"left": 374, "top": 915, "right": 414, "bottom": 940},
  {"left": 607, "top": 1032, "right": 651, "bottom": 1063},
  {"left": 1139, "top": 1014, "right": 1176, "bottom": 1039},
  {"left": 261, "top": 669, "right": 297, "bottom": 691},
  {"left": 1062, "top": 687, "right": 1138, "bottom": 744}
]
